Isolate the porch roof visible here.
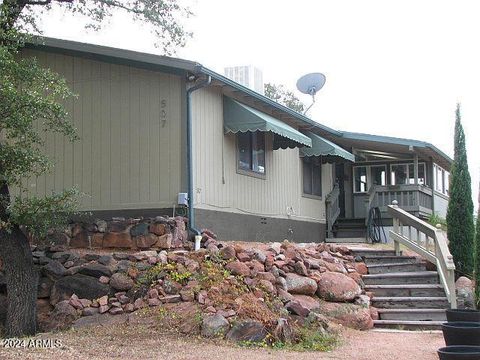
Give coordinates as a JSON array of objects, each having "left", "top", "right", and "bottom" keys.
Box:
[
  {"left": 330, "top": 131, "right": 453, "bottom": 170},
  {"left": 300, "top": 131, "right": 355, "bottom": 162}
]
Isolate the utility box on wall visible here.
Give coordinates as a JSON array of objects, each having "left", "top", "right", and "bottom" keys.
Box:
[{"left": 177, "top": 192, "right": 188, "bottom": 206}]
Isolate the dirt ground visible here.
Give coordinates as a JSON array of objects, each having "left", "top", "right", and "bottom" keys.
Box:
[{"left": 0, "top": 322, "right": 444, "bottom": 360}]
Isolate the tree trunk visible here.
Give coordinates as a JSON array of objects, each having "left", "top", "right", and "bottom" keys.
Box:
[
  {"left": 0, "top": 172, "right": 37, "bottom": 337},
  {"left": 0, "top": 226, "right": 38, "bottom": 337}
]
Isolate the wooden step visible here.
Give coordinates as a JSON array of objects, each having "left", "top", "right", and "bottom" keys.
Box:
[
  {"left": 377, "top": 308, "right": 447, "bottom": 321},
  {"left": 363, "top": 271, "right": 439, "bottom": 285},
  {"left": 365, "top": 284, "right": 446, "bottom": 297},
  {"left": 373, "top": 319, "right": 444, "bottom": 330},
  {"left": 367, "top": 262, "right": 427, "bottom": 274},
  {"left": 365, "top": 256, "right": 419, "bottom": 265},
  {"left": 350, "top": 249, "right": 399, "bottom": 258},
  {"left": 372, "top": 296, "right": 449, "bottom": 309}
]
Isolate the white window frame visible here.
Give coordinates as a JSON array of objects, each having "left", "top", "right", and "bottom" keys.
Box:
[
  {"left": 390, "top": 162, "right": 427, "bottom": 186},
  {"left": 434, "top": 163, "right": 450, "bottom": 196},
  {"left": 353, "top": 165, "right": 387, "bottom": 193}
]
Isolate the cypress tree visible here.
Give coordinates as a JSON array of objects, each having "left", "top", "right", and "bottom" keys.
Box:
[
  {"left": 475, "top": 185, "right": 480, "bottom": 309},
  {"left": 446, "top": 103, "right": 475, "bottom": 276}
]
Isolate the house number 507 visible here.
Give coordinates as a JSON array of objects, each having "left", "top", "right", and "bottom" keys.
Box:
[{"left": 161, "top": 99, "right": 167, "bottom": 128}]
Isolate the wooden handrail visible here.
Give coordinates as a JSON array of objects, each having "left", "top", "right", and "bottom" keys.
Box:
[
  {"left": 325, "top": 183, "right": 341, "bottom": 239},
  {"left": 387, "top": 202, "right": 457, "bottom": 308}
]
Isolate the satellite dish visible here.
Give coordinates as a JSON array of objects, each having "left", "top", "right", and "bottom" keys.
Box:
[{"left": 296, "top": 72, "right": 326, "bottom": 115}]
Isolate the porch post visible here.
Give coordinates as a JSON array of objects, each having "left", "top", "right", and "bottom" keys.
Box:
[{"left": 413, "top": 153, "right": 419, "bottom": 185}]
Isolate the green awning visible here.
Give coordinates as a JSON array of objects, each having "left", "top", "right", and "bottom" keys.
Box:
[
  {"left": 223, "top": 97, "right": 312, "bottom": 150},
  {"left": 300, "top": 131, "right": 355, "bottom": 162}
]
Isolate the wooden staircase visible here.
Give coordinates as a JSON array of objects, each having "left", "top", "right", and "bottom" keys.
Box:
[{"left": 352, "top": 249, "right": 448, "bottom": 329}]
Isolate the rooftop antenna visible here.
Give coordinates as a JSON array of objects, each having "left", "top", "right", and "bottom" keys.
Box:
[{"left": 296, "top": 72, "right": 326, "bottom": 115}]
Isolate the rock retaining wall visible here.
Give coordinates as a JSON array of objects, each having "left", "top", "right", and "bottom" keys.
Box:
[{"left": 49, "top": 216, "right": 190, "bottom": 250}]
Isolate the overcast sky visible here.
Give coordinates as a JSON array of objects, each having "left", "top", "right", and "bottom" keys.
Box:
[{"left": 38, "top": 0, "right": 479, "bottom": 211}]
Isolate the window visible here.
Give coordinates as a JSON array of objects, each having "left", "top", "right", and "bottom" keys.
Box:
[
  {"left": 434, "top": 164, "right": 449, "bottom": 196},
  {"left": 371, "top": 165, "right": 387, "bottom": 186},
  {"left": 353, "top": 165, "right": 387, "bottom": 193},
  {"left": 237, "top": 131, "right": 265, "bottom": 175},
  {"left": 303, "top": 157, "right": 322, "bottom": 197},
  {"left": 354, "top": 166, "right": 368, "bottom": 193},
  {"left": 391, "top": 163, "right": 426, "bottom": 185},
  {"left": 390, "top": 164, "right": 408, "bottom": 185}
]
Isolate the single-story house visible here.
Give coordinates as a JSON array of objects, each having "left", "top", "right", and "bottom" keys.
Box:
[{"left": 20, "top": 38, "right": 452, "bottom": 243}]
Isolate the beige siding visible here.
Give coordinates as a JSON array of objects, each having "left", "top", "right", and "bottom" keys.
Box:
[
  {"left": 192, "top": 87, "right": 332, "bottom": 223},
  {"left": 21, "top": 49, "right": 184, "bottom": 211}
]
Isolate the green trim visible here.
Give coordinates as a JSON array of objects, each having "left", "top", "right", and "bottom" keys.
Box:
[
  {"left": 340, "top": 131, "right": 452, "bottom": 164},
  {"left": 25, "top": 37, "right": 199, "bottom": 76},
  {"left": 223, "top": 97, "right": 311, "bottom": 149},
  {"left": 300, "top": 131, "right": 355, "bottom": 162}
]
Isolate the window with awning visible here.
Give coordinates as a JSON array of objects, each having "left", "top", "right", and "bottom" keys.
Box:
[
  {"left": 300, "top": 131, "right": 355, "bottom": 163},
  {"left": 223, "top": 97, "right": 312, "bottom": 150}
]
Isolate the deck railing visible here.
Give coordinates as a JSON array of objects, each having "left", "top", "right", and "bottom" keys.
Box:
[
  {"left": 325, "top": 183, "right": 341, "bottom": 238},
  {"left": 371, "top": 185, "right": 433, "bottom": 214},
  {"left": 387, "top": 201, "right": 457, "bottom": 308}
]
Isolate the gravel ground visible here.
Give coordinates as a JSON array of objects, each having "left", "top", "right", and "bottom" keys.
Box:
[{"left": 0, "top": 323, "right": 444, "bottom": 360}]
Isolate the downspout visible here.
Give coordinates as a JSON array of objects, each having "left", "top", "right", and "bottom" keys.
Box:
[{"left": 186, "top": 73, "right": 211, "bottom": 250}]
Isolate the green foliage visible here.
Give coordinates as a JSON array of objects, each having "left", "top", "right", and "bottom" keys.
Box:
[
  {"left": 136, "top": 262, "right": 192, "bottom": 287},
  {"left": 0, "top": 32, "right": 80, "bottom": 239},
  {"left": 196, "top": 259, "right": 231, "bottom": 287},
  {"left": 0, "top": 0, "right": 192, "bottom": 55},
  {"left": 0, "top": 44, "right": 77, "bottom": 186},
  {"left": 239, "top": 326, "right": 340, "bottom": 352},
  {"left": 8, "top": 188, "right": 81, "bottom": 239},
  {"left": 446, "top": 104, "right": 475, "bottom": 276},
  {"left": 428, "top": 213, "right": 447, "bottom": 231},
  {"left": 264, "top": 83, "right": 306, "bottom": 113},
  {"left": 288, "top": 326, "right": 340, "bottom": 352}
]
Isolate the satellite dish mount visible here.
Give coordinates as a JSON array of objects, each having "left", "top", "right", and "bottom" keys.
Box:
[{"left": 296, "top": 72, "right": 326, "bottom": 115}]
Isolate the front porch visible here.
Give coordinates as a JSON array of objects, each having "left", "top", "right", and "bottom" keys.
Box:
[{"left": 323, "top": 133, "right": 452, "bottom": 242}]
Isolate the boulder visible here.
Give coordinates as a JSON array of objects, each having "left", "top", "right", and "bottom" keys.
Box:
[
  {"left": 46, "top": 300, "right": 79, "bottom": 330},
  {"left": 285, "top": 273, "right": 317, "bottom": 296},
  {"left": 37, "top": 277, "right": 54, "bottom": 298},
  {"left": 156, "top": 234, "right": 173, "bottom": 249},
  {"left": 317, "top": 302, "right": 373, "bottom": 330},
  {"left": 98, "top": 255, "right": 115, "bottom": 266},
  {"left": 91, "top": 233, "right": 104, "bottom": 248},
  {"left": 226, "top": 320, "right": 267, "bottom": 342},
  {"left": 50, "top": 274, "right": 110, "bottom": 305},
  {"left": 316, "top": 272, "right": 361, "bottom": 302},
  {"left": 149, "top": 222, "right": 167, "bottom": 236},
  {"left": 285, "top": 295, "right": 321, "bottom": 317},
  {"left": 70, "top": 230, "right": 89, "bottom": 248},
  {"left": 201, "top": 314, "right": 230, "bottom": 337},
  {"left": 82, "top": 307, "right": 99, "bottom": 316},
  {"left": 225, "top": 261, "right": 250, "bottom": 277},
  {"left": 294, "top": 261, "right": 308, "bottom": 276},
  {"left": 219, "top": 245, "right": 236, "bottom": 260},
  {"left": 42, "top": 260, "right": 66, "bottom": 280},
  {"left": 109, "top": 273, "right": 134, "bottom": 291},
  {"left": 73, "top": 313, "right": 129, "bottom": 328},
  {"left": 135, "top": 234, "right": 159, "bottom": 249},
  {"left": 354, "top": 262, "right": 368, "bottom": 275},
  {"left": 103, "top": 232, "right": 133, "bottom": 248},
  {"left": 130, "top": 223, "right": 150, "bottom": 237},
  {"left": 291, "top": 294, "right": 321, "bottom": 311},
  {"left": 456, "top": 276, "right": 474, "bottom": 308},
  {"left": 78, "top": 263, "right": 112, "bottom": 278}
]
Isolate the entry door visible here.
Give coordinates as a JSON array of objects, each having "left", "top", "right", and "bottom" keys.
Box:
[{"left": 335, "top": 163, "right": 346, "bottom": 218}]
